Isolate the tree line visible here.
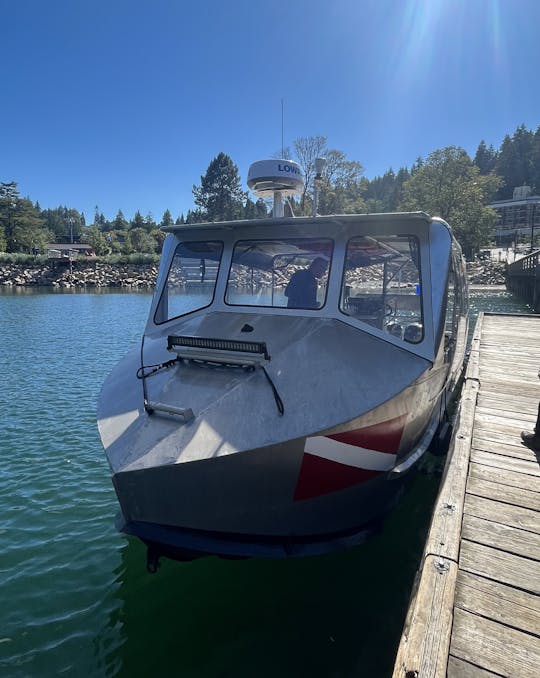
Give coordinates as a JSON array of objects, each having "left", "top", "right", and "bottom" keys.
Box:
[{"left": 1, "top": 122, "right": 540, "bottom": 259}]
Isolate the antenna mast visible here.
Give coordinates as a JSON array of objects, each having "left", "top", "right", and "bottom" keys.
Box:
[{"left": 281, "top": 98, "right": 284, "bottom": 158}]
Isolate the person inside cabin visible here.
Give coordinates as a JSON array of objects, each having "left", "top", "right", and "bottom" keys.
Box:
[
  {"left": 285, "top": 257, "right": 328, "bottom": 309},
  {"left": 521, "top": 368, "right": 540, "bottom": 451}
]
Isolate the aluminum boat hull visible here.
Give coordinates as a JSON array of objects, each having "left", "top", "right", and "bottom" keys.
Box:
[{"left": 97, "top": 213, "right": 468, "bottom": 564}]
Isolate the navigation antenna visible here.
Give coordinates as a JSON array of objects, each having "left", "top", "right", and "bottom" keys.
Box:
[
  {"left": 281, "top": 98, "right": 284, "bottom": 158},
  {"left": 312, "top": 157, "right": 326, "bottom": 217}
]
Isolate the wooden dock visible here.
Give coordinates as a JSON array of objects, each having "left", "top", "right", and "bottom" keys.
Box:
[{"left": 393, "top": 312, "right": 540, "bottom": 677}]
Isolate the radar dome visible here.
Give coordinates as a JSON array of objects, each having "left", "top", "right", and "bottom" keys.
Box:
[{"left": 247, "top": 159, "right": 305, "bottom": 198}]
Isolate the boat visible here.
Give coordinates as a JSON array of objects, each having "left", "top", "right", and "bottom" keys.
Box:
[{"left": 97, "top": 158, "right": 469, "bottom": 570}]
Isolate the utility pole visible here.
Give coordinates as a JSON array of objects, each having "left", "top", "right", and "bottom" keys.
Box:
[{"left": 69, "top": 217, "right": 74, "bottom": 275}]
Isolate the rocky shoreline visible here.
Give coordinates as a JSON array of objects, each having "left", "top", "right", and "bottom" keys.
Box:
[
  {"left": 0, "top": 259, "right": 507, "bottom": 288},
  {"left": 465, "top": 261, "right": 506, "bottom": 285},
  {"left": 0, "top": 261, "right": 158, "bottom": 288}
]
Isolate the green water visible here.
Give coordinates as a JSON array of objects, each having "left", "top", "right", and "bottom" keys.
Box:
[{"left": 0, "top": 288, "right": 530, "bottom": 677}]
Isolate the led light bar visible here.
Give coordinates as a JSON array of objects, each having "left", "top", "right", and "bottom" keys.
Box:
[{"left": 167, "top": 335, "right": 270, "bottom": 361}]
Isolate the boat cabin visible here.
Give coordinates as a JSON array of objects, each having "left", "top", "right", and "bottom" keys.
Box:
[{"left": 147, "top": 212, "right": 465, "bottom": 365}]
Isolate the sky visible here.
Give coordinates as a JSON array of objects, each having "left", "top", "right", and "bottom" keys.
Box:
[{"left": 2, "top": 0, "right": 540, "bottom": 223}]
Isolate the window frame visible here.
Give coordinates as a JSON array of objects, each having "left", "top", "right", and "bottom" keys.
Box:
[
  {"left": 224, "top": 237, "right": 335, "bottom": 311},
  {"left": 338, "top": 233, "right": 425, "bottom": 343},
  {"left": 153, "top": 239, "right": 225, "bottom": 325}
]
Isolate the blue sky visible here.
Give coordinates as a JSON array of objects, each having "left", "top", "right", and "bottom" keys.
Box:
[{"left": 2, "top": 0, "right": 540, "bottom": 223}]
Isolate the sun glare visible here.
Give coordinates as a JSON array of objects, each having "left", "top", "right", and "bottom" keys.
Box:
[{"left": 386, "top": 0, "right": 506, "bottom": 92}]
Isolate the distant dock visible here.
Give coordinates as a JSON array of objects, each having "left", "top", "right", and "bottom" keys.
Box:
[
  {"left": 393, "top": 312, "right": 540, "bottom": 677},
  {"left": 506, "top": 250, "right": 540, "bottom": 312}
]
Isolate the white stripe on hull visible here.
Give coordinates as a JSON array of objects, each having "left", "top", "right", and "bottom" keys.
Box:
[{"left": 304, "top": 436, "right": 397, "bottom": 471}]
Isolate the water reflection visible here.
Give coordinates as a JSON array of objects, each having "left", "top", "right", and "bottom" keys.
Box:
[
  {"left": 98, "top": 467, "right": 440, "bottom": 678},
  {"left": 0, "top": 287, "right": 532, "bottom": 677},
  {"left": 0, "top": 286, "right": 153, "bottom": 296}
]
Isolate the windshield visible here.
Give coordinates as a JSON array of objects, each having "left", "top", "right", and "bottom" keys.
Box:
[
  {"left": 225, "top": 238, "right": 333, "bottom": 309},
  {"left": 154, "top": 240, "right": 223, "bottom": 323},
  {"left": 340, "top": 235, "right": 423, "bottom": 343}
]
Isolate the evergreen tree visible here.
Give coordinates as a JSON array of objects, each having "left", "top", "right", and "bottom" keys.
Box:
[
  {"left": 0, "top": 181, "right": 18, "bottom": 202},
  {"left": 112, "top": 210, "right": 129, "bottom": 230},
  {"left": 185, "top": 209, "right": 204, "bottom": 224},
  {"left": 41, "top": 206, "right": 84, "bottom": 242},
  {"left": 160, "top": 209, "right": 174, "bottom": 228},
  {"left": 243, "top": 197, "right": 257, "bottom": 219},
  {"left": 410, "top": 156, "right": 424, "bottom": 174},
  {"left": 473, "top": 140, "right": 497, "bottom": 174},
  {"left": 193, "top": 152, "right": 247, "bottom": 221},
  {"left": 144, "top": 212, "right": 156, "bottom": 231},
  {"left": 93, "top": 205, "right": 108, "bottom": 230},
  {"left": 255, "top": 199, "right": 268, "bottom": 219},
  {"left": 495, "top": 125, "right": 535, "bottom": 198},
  {"left": 532, "top": 125, "right": 540, "bottom": 193},
  {"left": 0, "top": 182, "right": 20, "bottom": 250},
  {"left": 0, "top": 182, "right": 50, "bottom": 252},
  {"left": 363, "top": 168, "right": 408, "bottom": 212},
  {"left": 130, "top": 210, "right": 145, "bottom": 229},
  {"left": 392, "top": 167, "right": 410, "bottom": 209}
]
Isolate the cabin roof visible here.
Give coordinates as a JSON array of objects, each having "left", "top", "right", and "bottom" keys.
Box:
[{"left": 162, "top": 211, "right": 435, "bottom": 234}]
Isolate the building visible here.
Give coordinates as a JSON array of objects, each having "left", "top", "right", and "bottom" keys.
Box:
[
  {"left": 47, "top": 243, "right": 95, "bottom": 259},
  {"left": 489, "top": 186, "right": 540, "bottom": 247}
]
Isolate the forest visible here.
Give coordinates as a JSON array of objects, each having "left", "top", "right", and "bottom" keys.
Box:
[{"left": 1, "top": 122, "right": 540, "bottom": 261}]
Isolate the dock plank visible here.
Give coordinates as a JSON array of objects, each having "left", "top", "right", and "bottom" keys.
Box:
[
  {"left": 471, "top": 436, "right": 540, "bottom": 463},
  {"left": 479, "top": 381, "right": 540, "bottom": 397},
  {"left": 447, "top": 656, "right": 499, "bottom": 677},
  {"left": 468, "top": 461, "right": 540, "bottom": 493},
  {"left": 466, "top": 474, "right": 540, "bottom": 511},
  {"left": 469, "top": 449, "right": 540, "bottom": 477},
  {"left": 454, "top": 570, "right": 540, "bottom": 636},
  {"left": 459, "top": 540, "right": 540, "bottom": 594},
  {"left": 475, "top": 406, "right": 537, "bottom": 427},
  {"left": 474, "top": 411, "right": 538, "bottom": 431},
  {"left": 450, "top": 607, "right": 540, "bottom": 677},
  {"left": 464, "top": 493, "right": 540, "bottom": 533},
  {"left": 461, "top": 513, "right": 540, "bottom": 560},
  {"left": 477, "top": 393, "right": 540, "bottom": 413}
]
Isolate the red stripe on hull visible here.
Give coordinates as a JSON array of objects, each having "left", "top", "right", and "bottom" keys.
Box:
[
  {"left": 327, "top": 413, "right": 407, "bottom": 454},
  {"left": 294, "top": 453, "right": 381, "bottom": 502}
]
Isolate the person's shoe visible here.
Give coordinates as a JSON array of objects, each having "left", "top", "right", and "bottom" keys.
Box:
[{"left": 521, "top": 430, "right": 540, "bottom": 451}]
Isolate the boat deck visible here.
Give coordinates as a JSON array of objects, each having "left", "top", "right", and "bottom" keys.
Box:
[{"left": 393, "top": 312, "right": 540, "bottom": 677}]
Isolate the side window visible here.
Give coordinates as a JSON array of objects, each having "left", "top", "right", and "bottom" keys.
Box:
[
  {"left": 154, "top": 241, "right": 223, "bottom": 323},
  {"left": 225, "top": 238, "right": 333, "bottom": 309},
  {"left": 340, "top": 235, "right": 423, "bottom": 343}
]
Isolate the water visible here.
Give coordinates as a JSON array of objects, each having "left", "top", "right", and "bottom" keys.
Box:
[{"left": 0, "top": 287, "right": 531, "bottom": 677}]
